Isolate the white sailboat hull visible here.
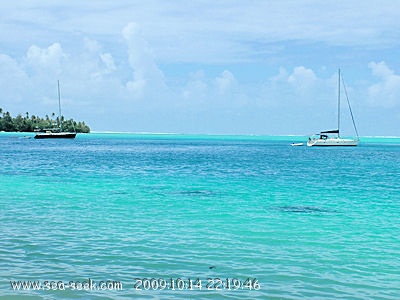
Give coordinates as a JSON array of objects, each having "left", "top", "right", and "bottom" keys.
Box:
[{"left": 307, "top": 138, "right": 358, "bottom": 147}]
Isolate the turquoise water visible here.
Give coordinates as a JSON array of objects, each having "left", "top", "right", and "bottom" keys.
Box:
[{"left": 1, "top": 133, "right": 399, "bottom": 299}]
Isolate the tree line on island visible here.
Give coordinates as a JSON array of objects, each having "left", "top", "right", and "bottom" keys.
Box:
[{"left": 0, "top": 108, "right": 90, "bottom": 133}]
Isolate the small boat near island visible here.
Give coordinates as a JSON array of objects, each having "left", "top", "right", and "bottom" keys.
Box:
[
  {"left": 291, "top": 142, "right": 304, "bottom": 146},
  {"left": 34, "top": 81, "right": 76, "bottom": 139},
  {"left": 307, "top": 69, "right": 359, "bottom": 147},
  {"left": 34, "top": 131, "right": 76, "bottom": 139}
]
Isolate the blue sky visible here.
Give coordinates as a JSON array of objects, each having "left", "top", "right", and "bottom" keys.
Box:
[{"left": 1, "top": 1, "right": 400, "bottom": 135}]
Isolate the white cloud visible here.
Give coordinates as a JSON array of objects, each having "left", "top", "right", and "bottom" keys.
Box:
[
  {"left": 83, "top": 38, "right": 102, "bottom": 53},
  {"left": 288, "top": 66, "right": 317, "bottom": 90},
  {"left": 122, "top": 22, "right": 166, "bottom": 96},
  {"left": 261, "top": 66, "right": 340, "bottom": 130},
  {"left": 100, "top": 53, "right": 116, "bottom": 73},
  {"left": 0, "top": 39, "right": 125, "bottom": 124},
  {"left": 182, "top": 70, "right": 208, "bottom": 100},
  {"left": 25, "top": 43, "right": 66, "bottom": 73},
  {"left": 369, "top": 61, "right": 395, "bottom": 78},
  {"left": 26, "top": 44, "right": 62, "bottom": 66},
  {"left": 268, "top": 66, "right": 319, "bottom": 100},
  {"left": 0, "top": 54, "right": 25, "bottom": 80},
  {"left": 368, "top": 61, "right": 400, "bottom": 108},
  {"left": 80, "top": 38, "right": 117, "bottom": 79},
  {"left": 215, "top": 70, "right": 236, "bottom": 94},
  {"left": 2, "top": 1, "right": 400, "bottom": 65},
  {"left": 0, "top": 54, "right": 28, "bottom": 106},
  {"left": 271, "top": 67, "right": 289, "bottom": 83}
]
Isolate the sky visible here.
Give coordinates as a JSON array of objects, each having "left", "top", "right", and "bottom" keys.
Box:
[{"left": 1, "top": 1, "right": 400, "bottom": 136}]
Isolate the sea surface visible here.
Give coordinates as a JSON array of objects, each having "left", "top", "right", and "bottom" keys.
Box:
[{"left": 1, "top": 132, "right": 399, "bottom": 299}]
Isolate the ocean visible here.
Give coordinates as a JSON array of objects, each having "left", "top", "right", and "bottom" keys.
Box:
[{"left": 1, "top": 132, "right": 399, "bottom": 299}]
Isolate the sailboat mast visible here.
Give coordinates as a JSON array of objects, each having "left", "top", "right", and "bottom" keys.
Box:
[
  {"left": 58, "top": 80, "right": 62, "bottom": 132},
  {"left": 337, "top": 69, "right": 341, "bottom": 138}
]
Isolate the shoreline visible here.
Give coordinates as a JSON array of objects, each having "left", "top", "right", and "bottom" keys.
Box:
[{"left": 1, "top": 131, "right": 400, "bottom": 141}]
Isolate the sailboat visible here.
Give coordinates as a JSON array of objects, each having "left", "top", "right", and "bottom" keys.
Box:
[
  {"left": 34, "top": 81, "right": 76, "bottom": 139},
  {"left": 307, "top": 69, "right": 359, "bottom": 147}
]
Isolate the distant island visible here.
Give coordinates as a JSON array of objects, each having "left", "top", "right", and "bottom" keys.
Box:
[{"left": 0, "top": 108, "right": 90, "bottom": 133}]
